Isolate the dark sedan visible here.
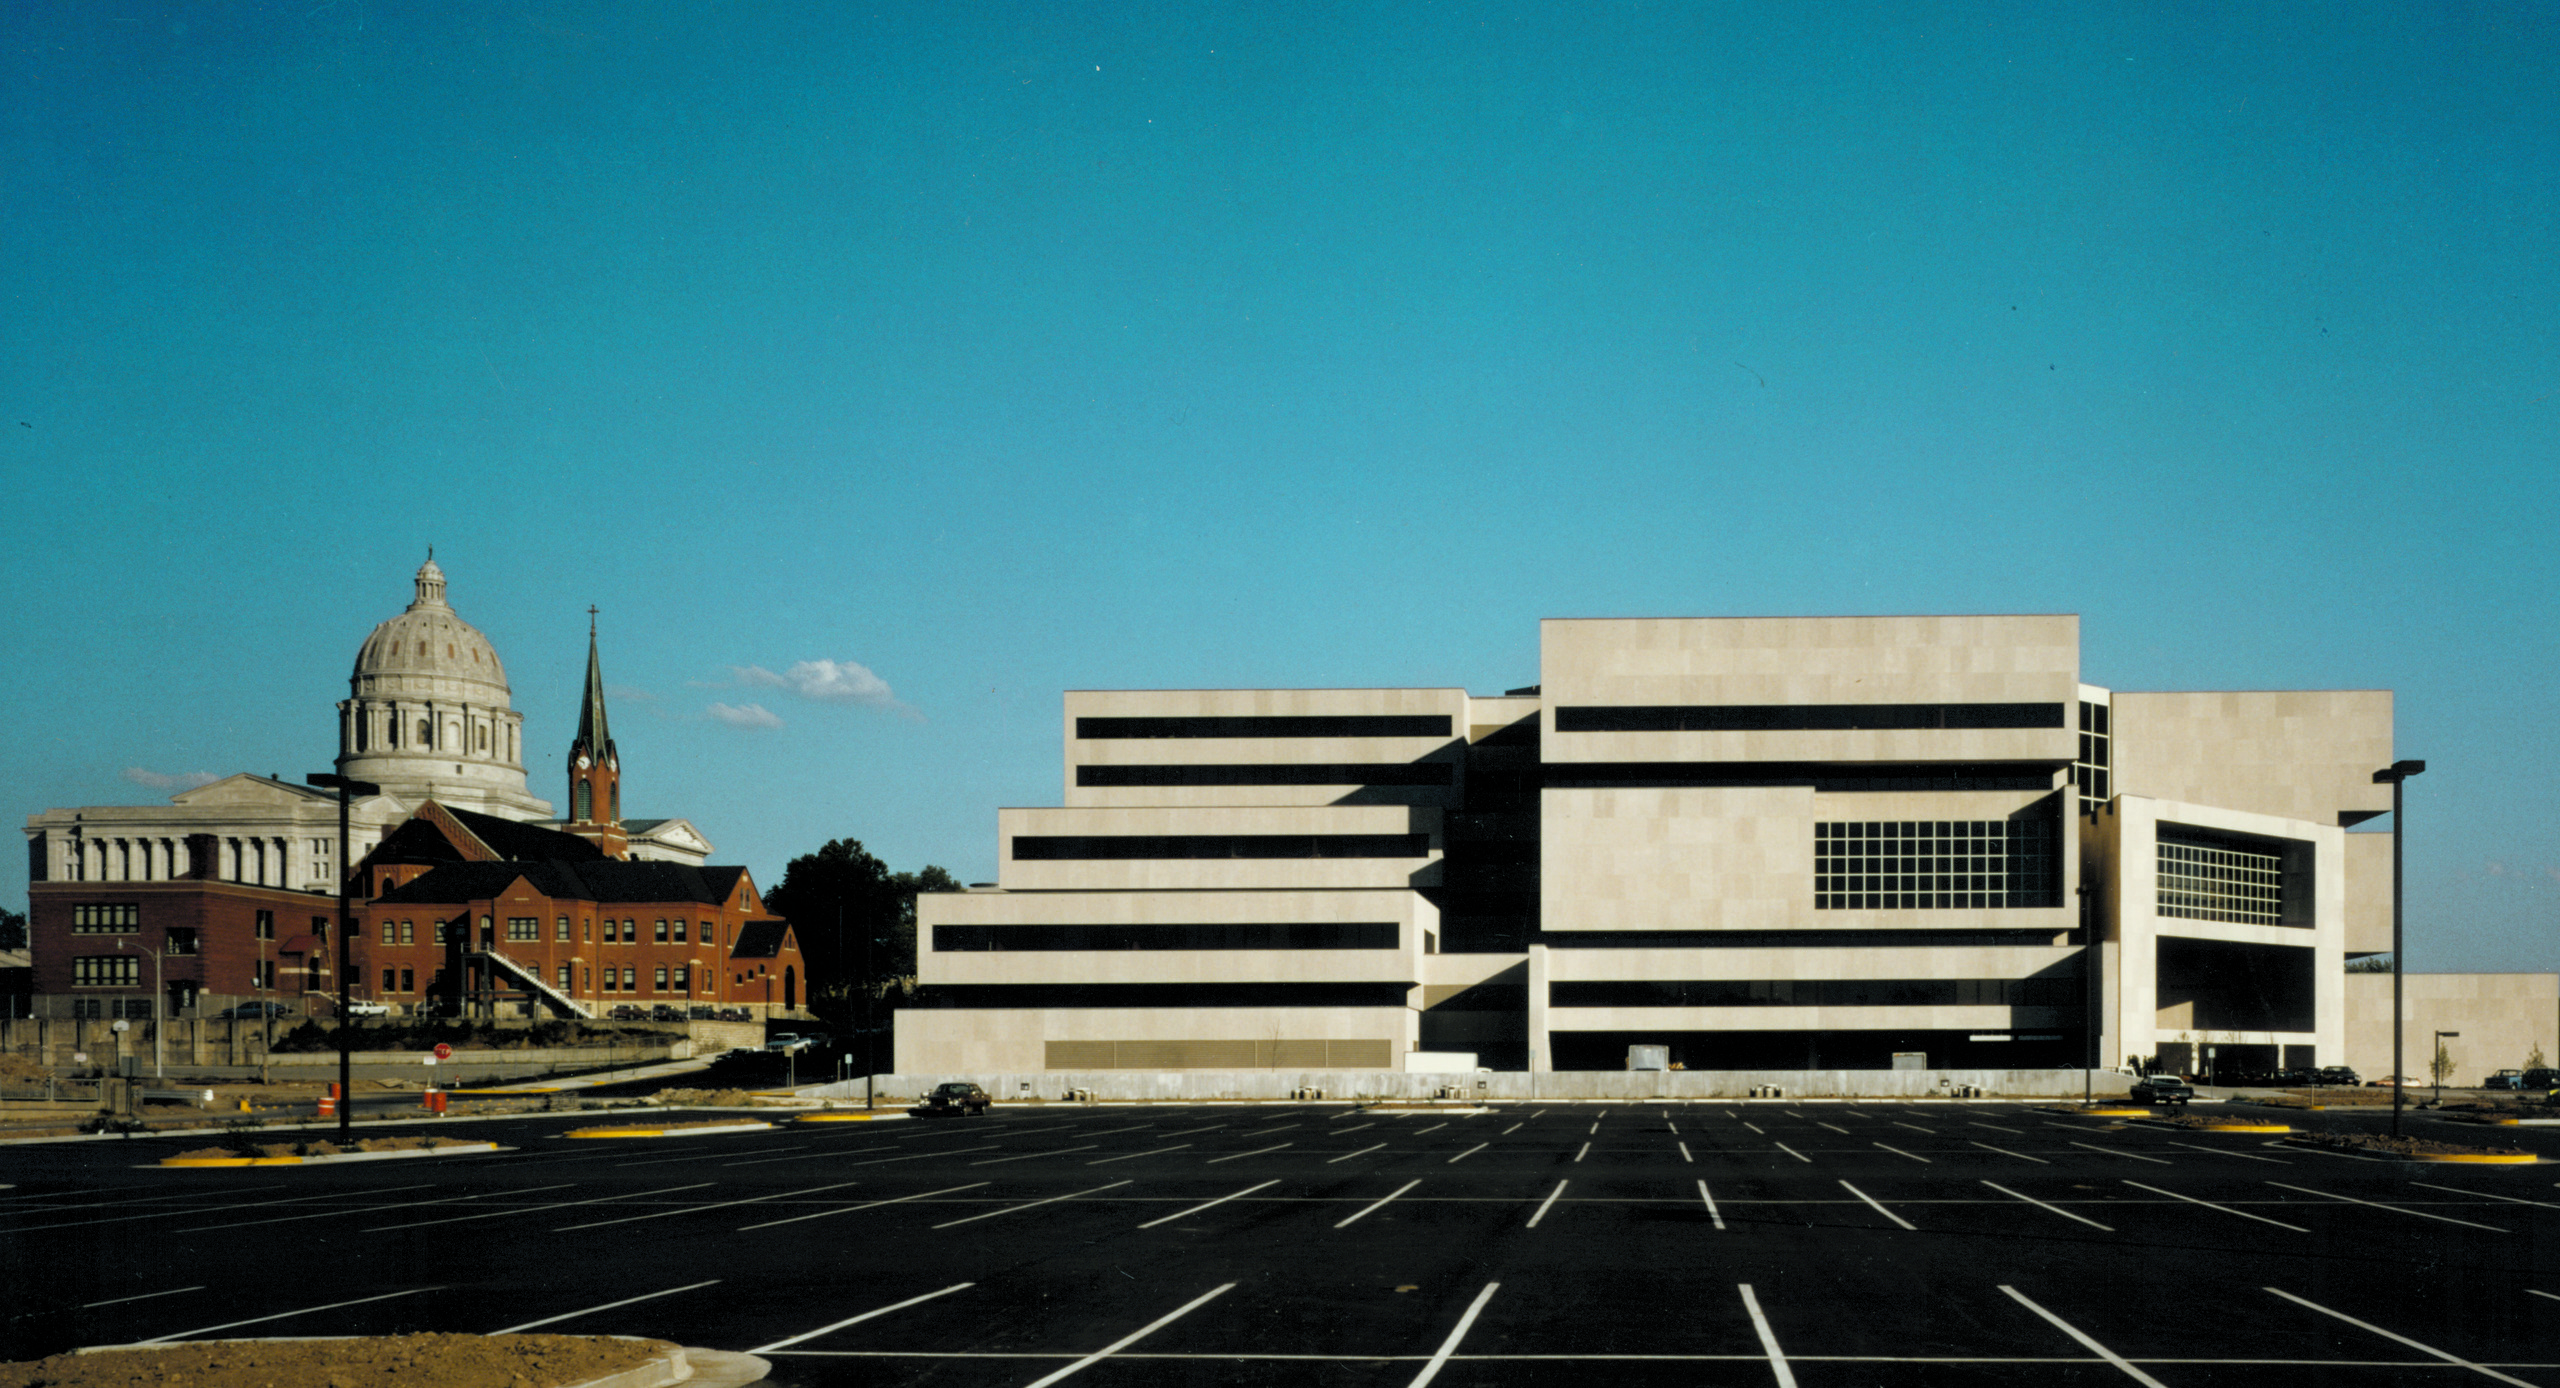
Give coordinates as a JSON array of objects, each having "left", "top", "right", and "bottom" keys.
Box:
[{"left": 909, "top": 1082, "right": 991, "bottom": 1117}]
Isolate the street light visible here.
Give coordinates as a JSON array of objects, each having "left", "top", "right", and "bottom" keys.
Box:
[
  {"left": 2374, "top": 759, "right": 2425, "bottom": 1138},
  {"left": 307, "top": 773, "right": 379, "bottom": 1141},
  {"left": 2434, "top": 1030, "right": 2460, "bottom": 1106},
  {"left": 113, "top": 937, "right": 164, "bottom": 1080}
]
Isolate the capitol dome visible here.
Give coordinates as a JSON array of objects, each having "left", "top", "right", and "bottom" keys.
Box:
[{"left": 335, "top": 555, "right": 553, "bottom": 821}]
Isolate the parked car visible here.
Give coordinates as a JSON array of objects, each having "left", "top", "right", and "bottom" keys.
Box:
[
  {"left": 909, "top": 1081, "right": 991, "bottom": 1117},
  {"left": 765, "top": 1033, "right": 818, "bottom": 1054},
  {"left": 2484, "top": 1069, "right": 2526, "bottom": 1091},
  {"left": 2523, "top": 1068, "right": 2559, "bottom": 1091},
  {"left": 342, "top": 1000, "right": 390, "bottom": 1017},
  {"left": 2314, "top": 1066, "right": 2360, "bottom": 1086},
  {"left": 216, "top": 1001, "right": 294, "bottom": 1019},
  {"left": 2131, "top": 1073, "right": 2194, "bottom": 1106}
]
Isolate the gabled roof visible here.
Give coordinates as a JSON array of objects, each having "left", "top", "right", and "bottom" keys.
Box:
[
  {"left": 369, "top": 804, "right": 603, "bottom": 867},
  {"left": 730, "top": 919, "right": 797, "bottom": 959},
  {"left": 447, "top": 805, "right": 603, "bottom": 862},
  {"left": 373, "top": 858, "right": 752, "bottom": 908}
]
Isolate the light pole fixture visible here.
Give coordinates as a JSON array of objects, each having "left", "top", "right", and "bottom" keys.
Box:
[
  {"left": 2434, "top": 1030, "right": 2460, "bottom": 1105},
  {"left": 307, "top": 773, "right": 380, "bottom": 1141},
  {"left": 2374, "top": 759, "right": 2425, "bottom": 1138},
  {"left": 114, "top": 937, "right": 165, "bottom": 1080}
]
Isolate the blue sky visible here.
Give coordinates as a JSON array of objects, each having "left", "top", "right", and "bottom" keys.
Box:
[{"left": 4, "top": 2, "right": 2552, "bottom": 970}]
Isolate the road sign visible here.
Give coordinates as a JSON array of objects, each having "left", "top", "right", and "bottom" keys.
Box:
[
  {"left": 111, "top": 1020, "right": 130, "bottom": 1033},
  {"left": 433, "top": 1042, "right": 453, "bottom": 1060}
]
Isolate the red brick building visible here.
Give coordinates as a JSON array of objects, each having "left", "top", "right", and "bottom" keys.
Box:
[{"left": 27, "top": 843, "right": 344, "bottom": 1019}]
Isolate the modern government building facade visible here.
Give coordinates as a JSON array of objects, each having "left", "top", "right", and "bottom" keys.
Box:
[{"left": 903, "top": 615, "right": 2422, "bottom": 1079}]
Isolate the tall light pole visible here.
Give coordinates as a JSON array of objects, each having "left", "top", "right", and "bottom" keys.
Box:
[
  {"left": 307, "top": 773, "right": 379, "bottom": 1141},
  {"left": 114, "top": 937, "right": 164, "bottom": 1080},
  {"left": 2374, "top": 759, "right": 2425, "bottom": 1138}
]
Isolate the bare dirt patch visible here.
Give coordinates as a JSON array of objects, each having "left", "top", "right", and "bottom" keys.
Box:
[
  {"left": 565, "top": 1117, "right": 766, "bottom": 1136},
  {"left": 647, "top": 1087, "right": 757, "bottom": 1107},
  {"left": 170, "top": 1135, "right": 470, "bottom": 1161},
  {"left": 0, "top": 1333, "right": 670, "bottom": 1388},
  {"left": 2287, "top": 1130, "right": 2525, "bottom": 1158}
]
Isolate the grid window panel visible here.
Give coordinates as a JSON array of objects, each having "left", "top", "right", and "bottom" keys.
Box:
[
  {"left": 73, "top": 955, "right": 141, "bottom": 987},
  {"left": 507, "top": 917, "right": 539, "bottom": 942},
  {"left": 1814, "top": 819, "right": 2058, "bottom": 910},
  {"left": 71, "top": 904, "right": 140, "bottom": 934},
  {"left": 2157, "top": 839, "right": 2284, "bottom": 925}
]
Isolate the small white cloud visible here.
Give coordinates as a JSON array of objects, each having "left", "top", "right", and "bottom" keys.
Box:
[
  {"left": 730, "top": 658, "right": 916, "bottom": 717},
  {"left": 706, "top": 702, "right": 784, "bottom": 729},
  {"left": 123, "top": 767, "right": 222, "bottom": 792}
]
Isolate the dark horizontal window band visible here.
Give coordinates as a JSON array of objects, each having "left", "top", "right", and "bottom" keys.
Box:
[
  {"left": 1077, "top": 715, "right": 1452, "bottom": 740},
  {"left": 1544, "top": 762, "right": 2058, "bottom": 792},
  {"left": 916, "top": 983, "right": 1414, "bottom": 1010},
  {"left": 1013, "top": 834, "right": 1431, "bottom": 861},
  {"left": 1551, "top": 978, "right": 2080, "bottom": 1009},
  {"left": 934, "top": 923, "right": 1398, "bottom": 952},
  {"left": 1539, "top": 930, "right": 2072, "bottom": 949},
  {"left": 1556, "top": 703, "right": 2067, "bottom": 733},
  {"left": 1078, "top": 763, "right": 1453, "bottom": 787}
]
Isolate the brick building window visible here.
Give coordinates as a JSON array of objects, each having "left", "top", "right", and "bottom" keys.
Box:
[
  {"left": 556, "top": 917, "right": 571, "bottom": 942},
  {"left": 382, "top": 968, "right": 397, "bottom": 993},
  {"left": 256, "top": 910, "right": 275, "bottom": 940},
  {"left": 73, "top": 956, "right": 141, "bottom": 987},
  {"left": 507, "top": 917, "right": 538, "bottom": 942},
  {"left": 623, "top": 967, "right": 636, "bottom": 991},
  {"left": 399, "top": 968, "right": 413, "bottom": 992},
  {"left": 672, "top": 920, "right": 688, "bottom": 943},
  {"left": 556, "top": 964, "right": 571, "bottom": 989},
  {"left": 654, "top": 920, "right": 669, "bottom": 943},
  {"left": 72, "top": 904, "right": 141, "bottom": 934},
  {"left": 674, "top": 965, "right": 690, "bottom": 993},
  {"left": 654, "top": 965, "right": 669, "bottom": 991}
]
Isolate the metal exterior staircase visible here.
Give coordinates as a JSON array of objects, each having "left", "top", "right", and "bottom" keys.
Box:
[{"left": 471, "top": 945, "right": 594, "bottom": 1019}]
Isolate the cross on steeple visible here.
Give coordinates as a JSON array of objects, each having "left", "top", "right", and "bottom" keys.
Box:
[{"left": 588, "top": 605, "right": 598, "bottom": 634}]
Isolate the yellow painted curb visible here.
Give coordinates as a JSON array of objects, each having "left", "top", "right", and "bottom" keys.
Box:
[
  {"left": 2080, "top": 1108, "right": 2151, "bottom": 1118},
  {"left": 565, "top": 1122, "right": 774, "bottom": 1139},
  {"left": 2195, "top": 1123, "right": 2293, "bottom": 1133},
  {"left": 2416, "top": 1151, "right": 2538, "bottom": 1164},
  {"left": 796, "top": 1112, "right": 895, "bottom": 1123}
]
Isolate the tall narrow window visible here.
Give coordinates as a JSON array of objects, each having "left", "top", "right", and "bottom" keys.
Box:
[{"left": 575, "top": 782, "right": 592, "bottom": 821}]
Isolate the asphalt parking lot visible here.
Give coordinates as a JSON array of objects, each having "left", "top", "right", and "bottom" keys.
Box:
[{"left": 3, "top": 1100, "right": 2555, "bottom": 1385}]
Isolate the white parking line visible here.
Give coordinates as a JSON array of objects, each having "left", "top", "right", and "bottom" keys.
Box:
[
  {"left": 748, "top": 1282, "right": 975, "bottom": 1354},
  {"left": 1335, "top": 1180, "right": 1422, "bottom": 1229},
  {"left": 1414, "top": 1123, "right": 1448, "bottom": 1135},
  {"left": 846, "top": 1144, "right": 1001, "bottom": 1167},
  {"left": 2531, "top": 1289, "right": 2560, "bottom": 1304},
  {"left": 1241, "top": 1125, "right": 1299, "bottom": 1137},
  {"left": 367, "top": 1182, "right": 706, "bottom": 1232},
  {"left": 1206, "top": 1143, "right": 1292, "bottom": 1164},
  {"left": 2265, "top": 1181, "right": 2509, "bottom": 1232},
  {"left": 1501, "top": 1123, "right": 1522, "bottom": 1135},
  {"left": 138, "top": 1287, "right": 436, "bottom": 1344},
  {"left": 1999, "top": 1285, "right": 2165, "bottom": 1386},
  {"left": 1697, "top": 1180, "right": 1724, "bottom": 1230},
  {"left": 1138, "top": 1180, "right": 1278, "bottom": 1229},
  {"left": 1816, "top": 1122, "right": 1850, "bottom": 1134},
  {"left": 82, "top": 1286, "right": 203, "bottom": 1309},
  {"left": 1406, "top": 1282, "right": 1499, "bottom": 1388},
  {"left": 491, "top": 1279, "right": 721, "bottom": 1334},
  {"left": 2068, "top": 1141, "right": 2172, "bottom": 1165},
  {"left": 1737, "top": 1283, "right": 1797, "bottom": 1388},
  {"left": 1087, "top": 1144, "right": 1193, "bottom": 1165},
  {"left": 1574, "top": 1143, "right": 1590, "bottom": 1163},
  {"left": 1774, "top": 1143, "right": 1811, "bottom": 1164},
  {"left": 1742, "top": 1122, "right": 1765, "bottom": 1135},
  {"left": 10, "top": 1187, "right": 316, "bottom": 1232},
  {"left": 175, "top": 1182, "right": 443, "bottom": 1231},
  {"left": 2163, "top": 1141, "right": 2288, "bottom": 1163},
  {"left": 1526, "top": 1179, "right": 1569, "bottom": 1227},
  {"left": 1158, "top": 1123, "right": 1234, "bottom": 1137},
  {"left": 969, "top": 1145, "right": 1101, "bottom": 1167},
  {"left": 1022, "top": 1283, "right": 1235, "bottom": 1388},
  {"left": 1326, "top": 1143, "right": 1387, "bottom": 1164},
  {"left": 1873, "top": 1143, "right": 1931, "bottom": 1164},
  {"left": 1679, "top": 1142, "right": 1694, "bottom": 1164},
  {"left": 1334, "top": 1123, "right": 1377, "bottom": 1134},
  {"left": 2122, "top": 1180, "right": 2308, "bottom": 1232},
  {"left": 1588, "top": 1121, "right": 1601, "bottom": 1135},
  {"left": 1983, "top": 1181, "right": 2114, "bottom": 1232},
  {"left": 1969, "top": 1141, "right": 2047, "bottom": 1164},
  {"left": 559, "top": 1180, "right": 867, "bottom": 1231},
  {"left": 1447, "top": 1143, "right": 1488, "bottom": 1164},
  {"left": 1837, "top": 1180, "right": 1914, "bottom": 1230},
  {"left": 738, "top": 1181, "right": 989, "bottom": 1231},
  {"left": 2410, "top": 1181, "right": 2560, "bottom": 1210},
  {"left": 1891, "top": 1122, "right": 1936, "bottom": 1134},
  {"left": 930, "top": 1181, "right": 1130, "bottom": 1229},
  {"left": 1969, "top": 1121, "right": 2024, "bottom": 1134},
  {"left": 722, "top": 1146, "right": 814, "bottom": 1166},
  {"left": 1665, "top": 1117, "right": 1679, "bottom": 1133},
  {"left": 2264, "top": 1286, "right": 2540, "bottom": 1388}
]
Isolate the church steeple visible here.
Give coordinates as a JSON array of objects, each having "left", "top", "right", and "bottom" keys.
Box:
[{"left": 564, "top": 608, "right": 627, "bottom": 857}]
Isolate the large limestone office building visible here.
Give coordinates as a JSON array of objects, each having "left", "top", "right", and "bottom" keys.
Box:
[{"left": 904, "top": 615, "right": 2419, "bottom": 1077}]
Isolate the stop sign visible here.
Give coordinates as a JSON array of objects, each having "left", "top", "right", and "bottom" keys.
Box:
[{"left": 433, "top": 1043, "right": 452, "bottom": 1060}]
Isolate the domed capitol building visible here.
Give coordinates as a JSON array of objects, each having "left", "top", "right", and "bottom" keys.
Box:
[{"left": 335, "top": 553, "right": 552, "bottom": 822}]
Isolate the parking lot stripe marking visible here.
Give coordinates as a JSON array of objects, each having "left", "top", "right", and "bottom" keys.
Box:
[
  {"left": 1998, "top": 1285, "right": 2165, "bottom": 1386},
  {"left": 1242, "top": 1125, "right": 1299, "bottom": 1137},
  {"left": 2157, "top": 1140, "right": 2287, "bottom": 1163},
  {"left": 139, "top": 1287, "right": 436, "bottom": 1344},
  {"left": 1892, "top": 1122, "right": 1936, "bottom": 1134},
  {"left": 1020, "top": 1283, "right": 1236, "bottom": 1388},
  {"left": 2264, "top": 1286, "right": 2539, "bottom": 1387},
  {"left": 1328, "top": 1110, "right": 1363, "bottom": 1120},
  {"left": 1588, "top": 1121, "right": 1602, "bottom": 1135},
  {"left": 490, "top": 1279, "right": 721, "bottom": 1334},
  {"left": 2529, "top": 1289, "right": 2560, "bottom": 1304},
  {"left": 2122, "top": 1180, "right": 2308, "bottom": 1232},
  {"left": 1816, "top": 1122, "right": 1850, "bottom": 1134},
  {"left": 1983, "top": 1181, "right": 2114, "bottom": 1231},
  {"left": 1666, "top": 1117, "right": 1679, "bottom": 1133},
  {"left": 82, "top": 1286, "right": 203, "bottom": 1309},
  {"left": 1331, "top": 1123, "right": 1376, "bottom": 1134},
  {"left": 1206, "top": 1143, "right": 1293, "bottom": 1164},
  {"left": 1774, "top": 1143, "right": 1811, "bottom": 1164},
  {"left": 1526, "top": 1179, "right": 1569, "bottom": 1227},
  {"left": 1087, "top": 1144, "right": 1194, "bottom": 1165},
  {"left": 1737, "top": 1284, "right": 1797, "bottom": 1388},
  {"left": 748, "top": 1282, "right": 976, "bottom": 1354},
  {"left": 364, "top": 1181, "right": 709, "bottom": 1232},
  {"left": 1573, "top": 1142, "right": 1591, "bottom": 1163},
  {"left": 2412, "top": 1181, "right": 2560, "bottom": 1210},
  {"left": 10, "top": 1187, "right": 318, "bottom": 1232},
  {"left": 2, "top": 1190, "right": 250, "bottom": 1218},
  {"left": 1336, "top": 1179, "right": 1422, "bottom": 1228},
  {"left": 1873, "top": 1143, "right": 1931, "bottom": 1164},
  {"left": 2069, "top": 1141, "right": 2172, "bottom": 1165},
  {"left": 1447, "top": 1143, "right": 1488, "bottom": 1164},
  {"left": 2265, "top": 1181, "right": 2508, "bottom": 1232},
  {"left": 1697, "top": 1180, "right": 1725, "bottom": 1230},
  {"left": 930, "top": 1180, "right": 1131, "bottom": 1229},
  {"left": 1139, "top": 1180, "right": 1279, "bottom": 1228},
  {"left": 1413, "top": 1123, "right": 1448, "bottom": 1135},
  {"left": 1531, "top": 1109, "right": 1547, "bottom": 1119},
  {"left": 846, "top": 1143, "right": 1002, "bottom": 1167},
  {"left": 968, "top": 1145, "right": 1101, "bottom": 1166},
  {"left": 1743, "top": 1122, "right": 1766, "bottom": 1134},
  {"left": 1326, "top": 1143, "right": 1387, "bottom": 1164},
  {"left": 1159, "top": 1123, "right": 1233, "bottom": 1136},
  {"left": 1679, "top": 1142, "right": 1695, "bottom": 1163},
  {"left": 1501, "top": 1123, "right": 1522, "bottom": 1135},
  {"left": 1970, "top": 1122, "right": 2024, "bottom": 1134},
  {"left": 176, "top": 1181, "right": 446, "bottom": 1231},
  {"left": 738, "top": 1181, "right": 989, "bottom": 1231},
  {"left": 1968, "top": 1141, "right": 2047, "bottom": 1164},
  {"left": 1406, "top": 1281, "right": 1499, "bottom": 1388},
  {"left": 721, "top": 1146, "right": 811, "bottom": 1165},
  {"left": 1837, "top": 1180, "right": 1914, "bottom": 1230},
  {"left": 559, "top": 1179, "right": 868, "bottom": 1231},
  {"left": 1084, "top": 1125, "right": 1157, "bottom": 1136}
]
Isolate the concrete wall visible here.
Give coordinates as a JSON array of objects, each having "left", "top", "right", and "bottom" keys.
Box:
[
  {"left": 1064, "top": 688, "right": 1468, "bottom": 809},
  {"left": 824, "top": 1068, "right": 2139, "bottom": 1103},
  {"left": 996, "top": 804, "right": 1442, "bottom": 891},
  {"left": 2344, "top": 972, "right": 2559, "bottom": 1083},
  {"left": 893, "top": 1005, "right": 1419, "bottom": 1074},
  {"left": 2110, "top": 690, "right": 2394, "bottom": 827}
]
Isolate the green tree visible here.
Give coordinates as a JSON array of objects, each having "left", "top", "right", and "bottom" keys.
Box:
[
  {"left": 2345, "top": 954, "right": 2395, "bottom": 973},
  {"left": 2525, "top": 1042, "right": 2547, "bottom": 1072},
  {"left": 0, "top": 907, "right": 24, "bottom": 951},
  {"left": 761, "top": 840, "right": 959, "bottom": 1032},
  {"left": 2431, "top": 1034, "right": 2456, "bottom": 1085}
]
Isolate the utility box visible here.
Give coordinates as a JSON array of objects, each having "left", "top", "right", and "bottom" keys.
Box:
[
  {"left": 1406, "top": 1051, "right": 1480, "bottom": 1072},
  {"left": 1626, "top": 1045, "right": 1670, "bottom": 1072},
  {"left": 1891, "top": 1051, "right": 1928, "bottom": 1071}
]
